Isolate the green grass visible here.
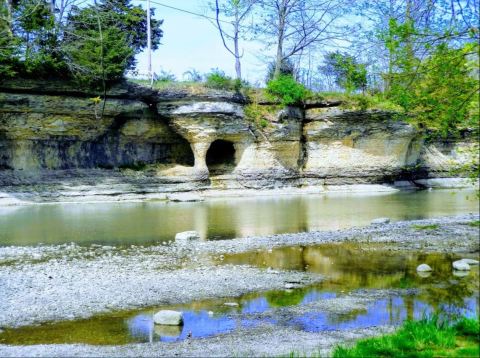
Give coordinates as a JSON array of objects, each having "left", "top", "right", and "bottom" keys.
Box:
[
  {"left": 333, "top": 317, "right": 480, "bottom": 358},
  {"left": 411, "top": 224, "right": 440, "bottom": 230},
  {"left": 467, "top": 220, "right": 480, "bottom": 228}
]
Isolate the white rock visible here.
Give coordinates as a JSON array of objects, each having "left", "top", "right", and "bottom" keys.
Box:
[
  {"left": 416, "top": 264, "right": 432, "bottom": 272},
  {"left": 223, "top": 302, "right": 239, "bottom": 307},
  {"left": 452, "top": 260, "right": 471, "bottom": 271},
  {"left": 175, "top": 231, "right": 201, "bottom": 243},
  {"left": 153, "top": 310, "right": 183, "bottom": 326},
  {"left": 371, "top": 217, "right": 391, "bottom": 225},
  {"left": 460, "top": 258, "right": 479, "bottom": 265}
]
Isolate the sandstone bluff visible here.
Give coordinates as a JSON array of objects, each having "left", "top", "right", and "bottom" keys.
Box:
[{"left": 0, "top": 80, "right": 474, "bottom": 205}]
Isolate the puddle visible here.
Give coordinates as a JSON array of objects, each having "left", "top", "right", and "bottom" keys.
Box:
[{"left": 1, "top": 244, "right": 478, "bottom": 346}]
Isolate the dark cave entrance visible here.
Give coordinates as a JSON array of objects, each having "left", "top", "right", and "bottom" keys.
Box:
[{"left": 206, "top": 140, "right": 236, "bottom": 175}]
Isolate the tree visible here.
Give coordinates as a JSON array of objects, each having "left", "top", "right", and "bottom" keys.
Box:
[
  {"left": 209, "top": 0, "right": 257, "bottom": 80},
  {"left": 0, "top": 1, "right": 19, "bottom": 77},
  {"left": 406, "top": 42, "right": 479, "bottom": 137},
  {"left": 257, "top": 0, "right": 349, "bottom": 78},
  {"left": 62, "top": 0, "right": 163, "bottom": 84},
  {"left": 322, "top": 52, "right": 367, "bottom": 93}
]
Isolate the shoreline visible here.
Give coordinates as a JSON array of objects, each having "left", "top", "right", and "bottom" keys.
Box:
[
  {"left": 0, "top": 178, "right": 477, "bottom": 207},
  {"left": 0, "top": 213, "right": 478, "bottom": 356}
]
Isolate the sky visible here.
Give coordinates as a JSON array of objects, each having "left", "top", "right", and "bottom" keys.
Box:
[{"left": 132, "top": 0, "right": 267, "bottom": 83}]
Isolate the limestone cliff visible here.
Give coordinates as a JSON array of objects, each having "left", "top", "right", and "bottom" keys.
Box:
[{"left": 0, "top": 79, "right": 475, "bottom": 203}]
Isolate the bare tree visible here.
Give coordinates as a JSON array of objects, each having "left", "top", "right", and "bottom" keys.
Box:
[
  {"left": 209, "top": 0, "right": 257, "bottom": 80},
  {"left": 257, "top": 0, "right": 349, "bottom": 79}
]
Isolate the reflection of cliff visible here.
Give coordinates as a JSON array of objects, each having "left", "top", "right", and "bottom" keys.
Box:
[
  {"left": 222, "top": 244, "right": 480, "bottom": 302},
  {"left": 0, "top": 80, "right": 474, "bottom": 196}
]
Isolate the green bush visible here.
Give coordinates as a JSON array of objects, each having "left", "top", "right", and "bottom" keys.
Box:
[
  {"left": 266, "top": 75, "right": 309, "bottom": 106},
  {"left": 205, "top": 69, "right": 234, "bottom": 90}
]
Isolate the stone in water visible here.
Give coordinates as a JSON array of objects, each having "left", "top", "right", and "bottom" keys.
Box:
[
  {"left": 416, "top": 264, "right": 432, "bottom": 272},
  {"left": 452, "top": 260, "right": 470, "bottom": 271},
  {"left": 175, "top": 231, "right": 201, "bottom": 243},
  {"left": 371, "top": 217, "right": 390, "bottom": 225},
  {"left": 153, "top": 310, "right": 184, "bottom": 326}
]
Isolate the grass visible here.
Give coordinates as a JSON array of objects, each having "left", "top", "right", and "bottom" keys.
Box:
[
  {"left": 411, "top": 224, "right": 440, "bottom": 230},
  {"left": 332, "top": 317, "right": 480, "bottom": 358},
  {"left": 467, "top": 220, "right": 480, "bottom": 228}
]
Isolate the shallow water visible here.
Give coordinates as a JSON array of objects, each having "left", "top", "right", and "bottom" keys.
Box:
[
  {"left": 0, "top": 189, "right": 477, "bottom": 246},
  {"left": 1, "top": 244, "right": 478, "bottom": 345}
]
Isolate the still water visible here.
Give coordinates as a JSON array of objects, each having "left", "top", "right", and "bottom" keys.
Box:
[
  {"left": 0, "top": 189, "right": 478, "bottom": 246},
  {"left": 1, "top": 244, "right": 478, "bottom": 345}
]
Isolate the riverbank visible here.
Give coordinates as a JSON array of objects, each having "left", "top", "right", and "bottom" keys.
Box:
[
  {"left": 0, "top": 173, "right": 477, "bottom": 206},
  {"left": 0, "top": 214, "right": 479, "bottom": 356}
]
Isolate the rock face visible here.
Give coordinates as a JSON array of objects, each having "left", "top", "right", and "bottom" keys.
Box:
[
  {"left": 0, "top": 79, "right": 475, "bottom": 202},
  {"left": 153, "top": 310, "right": 184, "bottom": 326}
]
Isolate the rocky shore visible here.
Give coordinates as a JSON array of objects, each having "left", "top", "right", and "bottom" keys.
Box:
[{"left": 0, "top": 214, "right": 478, "bottom": 356}]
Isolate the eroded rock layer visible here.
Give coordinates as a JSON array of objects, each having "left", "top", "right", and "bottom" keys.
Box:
[{"left": 0, "top": 80, "right": 474, "bottom": 201}]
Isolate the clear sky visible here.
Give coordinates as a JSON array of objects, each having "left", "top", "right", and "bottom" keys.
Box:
[{"left": 133, "top": 0, "right": 267, "bottom": 83}]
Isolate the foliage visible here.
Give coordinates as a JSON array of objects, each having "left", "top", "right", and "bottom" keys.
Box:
[
  {"left": 1, "top": 0, "right": 163, "bottom": 85},
  {"left": 322, "top": 52, "right": 367, "bottom": 94},
  {"left": 409, "top": 43, "right": 478, "bottom": 138},
  {"left": 333, "top": 316, "right": 480, "bottom": 358},
  {"left": 205, "top": 68, "right": 241, "bottom": 91},
  {"left": 266, "top": 75, "right": 309, "bottom": 106},
  {"left": 154, "top": 70, "right": 176, "bottom": 82},
  {"left": 265, "top": 58, "right": 296, "bottom": 82},
  {"left": 9, "top": 0, "right": 66, "bottom": 77},
  {"left": 377, "top": 15, "right": 479, "bottom": 138},
  {"left": 183, "top": 68, "right": 202, "bottom": 82}
]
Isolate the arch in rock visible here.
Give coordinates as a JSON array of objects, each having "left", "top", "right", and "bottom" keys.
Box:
[{"left": 206, "top": 139, "right": 236, "bottom": 175}]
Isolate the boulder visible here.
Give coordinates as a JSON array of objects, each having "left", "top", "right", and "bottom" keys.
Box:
[
  {"left": 416, "top": 264, "right": 432, "bottom": 272},
  {"left": 153, "top": 310, "right": 183, "bottom": 326},
  {"left": 452, "top": 260, "right": 471, "bottom": 271},
  {"left": 175, "top": 231, "right": 201, "bottom": 244},
  {"left": 371, "top": 217, "right": 391, "bottom": 225}
]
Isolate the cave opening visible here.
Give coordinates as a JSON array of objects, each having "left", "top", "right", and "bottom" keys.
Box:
[{"left": 206, "top": 140, "right": 236, "bottom": 175}]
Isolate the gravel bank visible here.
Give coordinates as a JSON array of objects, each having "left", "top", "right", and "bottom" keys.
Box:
[
  {"left": 0, "top": 214, "right": 478, "bottom": 356},
  {"left": 1, "top": 214, "right": 478, "bottom": 330}
]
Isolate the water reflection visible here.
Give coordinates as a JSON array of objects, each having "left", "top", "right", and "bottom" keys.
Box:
[
  {"left": 0, "top": 247, "right": 478, "bottom": 345},
  {"left": 125, "top": 291, "right": 479, "bottom": 344},
  {"left": 128, "top": 312, "right": 237, "bottom": 343},
  {"left": 0, "top": 189, "right": 477, "bottom": 246}
]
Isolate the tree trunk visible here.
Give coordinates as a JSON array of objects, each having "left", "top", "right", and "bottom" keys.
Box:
[
  {"left": 234, "top": 13, "right": 241, "bottom": 80},
  {"left": 274, "top": 2, "right": 286, "bottom": 79}
]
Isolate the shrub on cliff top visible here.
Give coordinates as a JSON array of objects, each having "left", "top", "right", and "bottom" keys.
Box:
[{"left": 266, "top": 75, "right": 309, "bottom": 106}]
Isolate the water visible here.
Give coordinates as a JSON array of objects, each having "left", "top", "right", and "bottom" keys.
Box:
[
  {"left": 1, "top": 244, "right": 478, "bottom": 345},
  {"left": 0, "top": 189, "right": 477, "bottom": 246}
]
